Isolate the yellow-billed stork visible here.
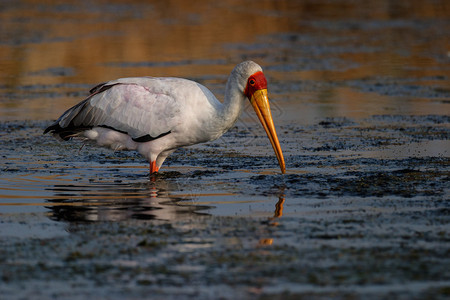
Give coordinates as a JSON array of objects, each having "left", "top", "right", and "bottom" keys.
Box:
[{"left": 44, "top": 61, "right": 286, "bottom": 174}]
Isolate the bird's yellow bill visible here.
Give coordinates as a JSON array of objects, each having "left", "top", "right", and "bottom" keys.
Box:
[{"left": 250, "top": 89, "right": 286, "bottom": 174}]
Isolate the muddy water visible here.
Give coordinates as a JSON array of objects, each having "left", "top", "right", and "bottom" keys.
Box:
[{"left": 1, "top": 1, "right": 450, "bottom": 299}]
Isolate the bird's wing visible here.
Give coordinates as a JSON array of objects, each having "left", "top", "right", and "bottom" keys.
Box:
[{"left": 45, "top": 78, "right": 185, "bottom": 141}]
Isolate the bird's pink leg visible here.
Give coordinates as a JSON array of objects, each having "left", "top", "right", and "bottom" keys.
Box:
[{"left": 150, "top": 161, "right": 159, "bottom": 174}]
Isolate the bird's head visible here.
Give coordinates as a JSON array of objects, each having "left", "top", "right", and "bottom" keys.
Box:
[{"left": 236, "top": 61, "right": 286, "bottom": 174}]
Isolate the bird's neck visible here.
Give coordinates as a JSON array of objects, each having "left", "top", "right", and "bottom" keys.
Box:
[{"left": 217, "top": 77, "right": 246, "bottom": 133}]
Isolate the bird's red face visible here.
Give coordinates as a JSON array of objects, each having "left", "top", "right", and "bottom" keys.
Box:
[
  {"left": 244, "top": 71, "right": 286, "bottom": 174},
  {"left": 244, "top": 71, "right": 267, "bottom": 98}
]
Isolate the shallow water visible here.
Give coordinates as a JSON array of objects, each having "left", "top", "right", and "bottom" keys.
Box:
[{"left": 1, "top": 0, "right": 450, "bottom": 299}]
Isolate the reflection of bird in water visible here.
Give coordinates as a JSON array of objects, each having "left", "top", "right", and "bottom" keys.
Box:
[
  {"left": 47, "top": 180, "right": 287, "bottom": 225},
  {"left": 44, "top": 61, "right": 285, "bottom": 175},
  {"left": 47, "top": 180, "right": 211, "bottom": 222}
]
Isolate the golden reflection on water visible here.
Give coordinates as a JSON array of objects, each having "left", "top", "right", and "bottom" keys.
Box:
[
  {"left": 0, "top": 0, "right": 301, "bottom": 120},
  {"left": 1, "top": 0, "right": 449, "bottom": 121},
  {"left": 0, "top": 0, "right": 298, "bottom": 85}
]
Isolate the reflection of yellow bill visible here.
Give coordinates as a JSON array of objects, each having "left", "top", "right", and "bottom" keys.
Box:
[
  {"left": 259, "top": 238, "right": 273, "bottom": 245},
  {"left": 250, "top": 89, "right": 286, "bottom": 174},
  {"left": 274, "top": 197, "right": 285, "bottom": 218}
]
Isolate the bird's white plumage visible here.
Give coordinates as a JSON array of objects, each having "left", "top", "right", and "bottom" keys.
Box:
[
  {"left": 65, "top": 78, "right": 219, "bottom": 140},
  {"left": 46, "top": 61, "right": 269, "bottom": 172}
]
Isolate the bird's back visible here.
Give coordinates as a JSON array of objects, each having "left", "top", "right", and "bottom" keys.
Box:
[{"left": 45, "top": 76, "right": 220, "bottom": 143}]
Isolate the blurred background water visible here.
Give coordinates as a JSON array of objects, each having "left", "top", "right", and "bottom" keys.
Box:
[{"left": 1, "top": 0, "right": 449, "bottom": 124}]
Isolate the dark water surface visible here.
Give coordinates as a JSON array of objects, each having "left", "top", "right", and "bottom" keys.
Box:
[{"left": 1, "top": 0, "right": 449, "bottom": 299}]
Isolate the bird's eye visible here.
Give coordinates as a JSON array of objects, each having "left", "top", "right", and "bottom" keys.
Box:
[{"left": 249, "top": 79, "right": 256, "bottom": 85}]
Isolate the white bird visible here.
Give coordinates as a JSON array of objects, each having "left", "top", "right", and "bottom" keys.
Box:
[{"left": 44, "top": 61, "right": 286, "bottom": 175}]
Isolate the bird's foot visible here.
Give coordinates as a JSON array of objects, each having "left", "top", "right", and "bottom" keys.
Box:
[{"left": 149, "top": 161, "right": 159, "bottom": 181}]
